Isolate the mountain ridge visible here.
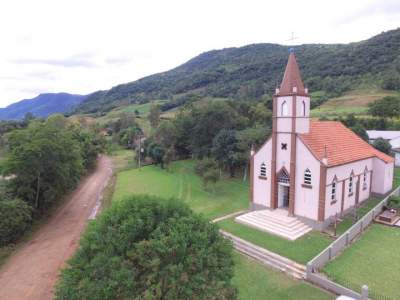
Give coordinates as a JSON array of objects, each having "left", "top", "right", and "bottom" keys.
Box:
[
  {"left": 0, "top": 93, "right": 87, "bottom": 120},
  {"left": 74, "top": 28, "right": 400, "bottom": 114}
]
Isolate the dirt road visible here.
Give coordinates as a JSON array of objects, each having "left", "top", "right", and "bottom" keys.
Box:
[{"left": 0, "top": 155, "right": 113, "bottom": 300}]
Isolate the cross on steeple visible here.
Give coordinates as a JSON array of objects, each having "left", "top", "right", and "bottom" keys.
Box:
[{"left": 286, "top": 32, "right": 299, "bottom": 45}]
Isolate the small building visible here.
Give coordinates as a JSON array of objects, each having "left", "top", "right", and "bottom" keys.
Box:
[
  {"left": 367, "top": 130, "right": 400, "bottom": 166},
  {"left": 248, "top": 51, "right": 394, "bottom": 231}
]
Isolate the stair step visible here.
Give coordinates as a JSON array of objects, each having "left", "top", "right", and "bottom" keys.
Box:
[
  {"left": 234, "top": 210, "right": 312, "bottom": 241},
  {"left": 238, "top": 213, "right": 307, "bottom": 231},
  {"left": 220, "top": 230, "right": 306, "bottom": 279},
  {"left": 236, "top": 216, "right": 311, "bottom": 239}
]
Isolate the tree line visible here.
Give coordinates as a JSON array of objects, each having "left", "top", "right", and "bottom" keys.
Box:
[{"left": 0, "top": 115, "right": 106, "bottom": 247}]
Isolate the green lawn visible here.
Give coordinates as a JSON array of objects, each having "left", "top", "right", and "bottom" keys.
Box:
[
  {"left": 333, "top": 197, "right": 382, "bottom": 236},
  {"left": 233, "top": 253, "right": 333, "bottom": 300},
  {"left": 324, "top": 224, "right": 400, "bottom": 299},
  {"left": 394, "top": 167, "right": 400, "bottom": 188},
  {"left": 112, "top": 160, "right": 249, "bottom": 220},
  {"left": 218, "top": 218, "right": 332, "bottom": 264}
]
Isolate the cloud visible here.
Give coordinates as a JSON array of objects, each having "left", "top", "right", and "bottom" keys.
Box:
[
  {"left": 105, "top": 56, "right": 132, "bottom": 65},
  {"left": 336, "top": 0, "right": 400, "bottom": 24},
  {"left": 10, "top": 53, "right": 97, "bottom": 68}
]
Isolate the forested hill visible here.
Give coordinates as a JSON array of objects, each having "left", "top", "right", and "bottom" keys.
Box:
[
  {"left": 0, "top": 93, "right": 87, "bottom": 120},
  {"left": 75, "top": 28, "right": 400, "bottom": 114}
]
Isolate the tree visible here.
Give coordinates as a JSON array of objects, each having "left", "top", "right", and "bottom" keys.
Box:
[
  {"left": 147, "top": 142, "right": 166, "bottom": 168},
  {"left": 350, "top": 124, "right": 369, "bottom": 141},
  {"left": 56, "top": 196, "right": 236, "bottom": 300},
  {"left": 368, "top": 96, "right": 400, "bottom": 118},
  {"left": 148, "top": 104, "right": 161, "bottom": 128},
  {"left": 212, "top": 129, "right": 241, "bottom": 177},
  {"left": 0, "top": 198, "right": 32, "bottom": 246},
  {"left": 372, "top": 138, "right": 392, "bottom": 154}
]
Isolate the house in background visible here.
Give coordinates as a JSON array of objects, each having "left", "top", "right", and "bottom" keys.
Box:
[
  {"left": 236, "top": 51, "right": 394, "bottom": 240},
  {"left": 367, "top": 130, "right": 400, "bottom": 166}
]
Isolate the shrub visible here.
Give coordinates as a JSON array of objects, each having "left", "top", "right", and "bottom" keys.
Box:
[
  {"left": 0, "top": 199, "right": 33, "bottom": 246},
  {"left": 372, "top": 138, "right": 392, "bottom": 154},
  {"left": 56, "top": 195, "right": 236, "bottom": 300},
  {"left": 388, "top": 196, "right": 400, "bottom": 209}
]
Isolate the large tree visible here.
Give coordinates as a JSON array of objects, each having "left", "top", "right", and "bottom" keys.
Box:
[
  {"left": 368, "top": 96, "right": 400, "bottom": 118},
  {"left": 56, "top": 196, "right": 237, "bottom": 300},
  {"left": 6, "top": 116, "right": 84, "bottom": 210}
]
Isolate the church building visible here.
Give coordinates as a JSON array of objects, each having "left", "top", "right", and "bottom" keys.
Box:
[{"left": 247, "top": 51, "right": 394, "bottom": 232}]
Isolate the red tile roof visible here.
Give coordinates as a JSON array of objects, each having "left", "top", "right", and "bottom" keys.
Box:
[
  {"left": 278, "top": 52, "right": 306, "bottom": 95},
  {"left": 299, "top": 121, "right": 394, "bottom": 167}
]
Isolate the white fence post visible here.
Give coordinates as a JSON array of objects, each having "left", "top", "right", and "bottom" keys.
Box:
[{"left": 361, "top": 285, "right": 368, "bottom": 300}]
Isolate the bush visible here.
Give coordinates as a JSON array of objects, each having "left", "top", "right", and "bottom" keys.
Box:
[
  {"left": 388, "top": 196, "right": 400, "bottom": 209},
  {"left": 0, "top": 199, "right": 32, "bottom": 246},
  {"left": 372, "top": 138, "right": 392, "bottom": 155},
  {"left": 56, "top": 195, "right": 237, "bottom": 300}
]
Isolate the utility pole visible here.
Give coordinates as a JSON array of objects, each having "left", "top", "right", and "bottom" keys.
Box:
[{"left": 138, "top": 135, "right": 142, "bottom": 169}]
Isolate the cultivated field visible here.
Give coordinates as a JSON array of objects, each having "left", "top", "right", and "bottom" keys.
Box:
[{"left": 311, "top": 89, "right": 399, "bottom": 118}]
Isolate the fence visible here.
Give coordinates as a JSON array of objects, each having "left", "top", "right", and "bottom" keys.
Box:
[{"left": 306, "top": 186, "right": 400, "bottom": 298}]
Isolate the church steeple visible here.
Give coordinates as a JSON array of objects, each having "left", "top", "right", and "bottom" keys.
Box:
[{"left": 277, "top": 50, "right": 307, "bottom": 96}]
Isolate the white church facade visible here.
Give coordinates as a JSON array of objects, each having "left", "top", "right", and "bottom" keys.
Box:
[{"left": 249, "top": 51, "right": 394, "bottom": 230}]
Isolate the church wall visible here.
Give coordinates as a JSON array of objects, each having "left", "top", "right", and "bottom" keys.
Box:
[
  {"left": 276, "top": 96, "right": 293, "bottom": 133},
  {"left": 295, "top": 96, "right": 310, "bottom": 134},
  {"left": 325, "top": 158, "right": 373, "bottom": 219},
  {"left": 276, "top": 133, "right": 291, "bottom": 172},
  {"left": 294, "top": 138, "right": 320, "bottom": 221},
  {"left": 252, "top": 139, "right": 272, "bottom": 208},
  {"left": 372, "top": 158, "right": 394, "bottom": 195}
]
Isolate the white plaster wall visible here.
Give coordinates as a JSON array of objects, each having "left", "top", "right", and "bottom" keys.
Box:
[
  {"left": 324, "top": 181, "right": 343, "bottom": 218},
  {"left": 276, "top": 96, "right": 293, "bottom": 116},
  {"left": 276, "top": 133, "right": 291, "bottom": 172},
  {"left": 372, "top": 158, "right": 394, "bottom": 194},
  {"left": 295, "top": 96, "right": 310, "bottom": 134},
  {"left": 253, "top": 139, "right": 272, "bottom": 207},
  {"left": 396, "top": 153, "right": 400, "bottom": 167},
  {"left": 294, "top": 138, "right": 320, "bottom": 220},
  {"left": 326, "top": 158, "right": 373, "bottom": 219}
]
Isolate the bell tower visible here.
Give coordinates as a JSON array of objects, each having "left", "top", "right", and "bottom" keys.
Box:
[{"left": 270, "top": 49, "right": 310, "bottom": 215}]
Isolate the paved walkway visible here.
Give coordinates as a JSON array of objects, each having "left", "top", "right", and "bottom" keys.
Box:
[{"left": 0, "top": 156, "right": 113, "bottom": 300}]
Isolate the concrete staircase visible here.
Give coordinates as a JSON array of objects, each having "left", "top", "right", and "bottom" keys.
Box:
[
  {"left": 235, "top": 209, "right": 312, "bottom": 241},
  {"left": 220, "top": 230, "right": 306, "bottom": 279}
]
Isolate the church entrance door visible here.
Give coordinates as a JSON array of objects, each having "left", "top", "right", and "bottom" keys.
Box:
[{"left": 278, "top": 184, "right": 290, "bottom": 208}]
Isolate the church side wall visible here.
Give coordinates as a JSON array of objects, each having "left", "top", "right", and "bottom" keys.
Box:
[
  {"left": 252, "top": 139, "right": 272, "bottom": 208},
  {"left": 372, "top": 158, "right": 394, "bottom": 195},
  {"left": 325, "top": 158, "right": 373, "bottom": 219},
  {"left": 294, "top": 138, "right": 320, "bottom": 221}
]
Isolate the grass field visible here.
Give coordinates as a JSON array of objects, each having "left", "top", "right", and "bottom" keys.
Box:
[
  {"left": 218, "top": 218, "right": 332, "bottom": 264},
  {"left": 112, "top": 160, "right": 249, "bottom": 220},
  {"left": 394, "top": 168, "right": 400, "bottom": 188},
  {"left": 332, "top": 197, "right": 382, "bottom": 236},
  {"left": 324, "top": 224, "right": 400, "bottom": 299},
  {"left": 233, "top": 253, "right": 333, "bottom": 300},
  {"left": 311, "top": 89, "right": 398, "bottom": 118}
]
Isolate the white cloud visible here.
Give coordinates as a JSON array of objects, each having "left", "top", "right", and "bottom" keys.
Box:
[{"left": 0, "top": 0, "right": 399, "bottom": 107}]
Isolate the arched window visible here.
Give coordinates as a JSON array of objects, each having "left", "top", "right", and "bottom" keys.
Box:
[
  {"left": 331, "top": 181, "right": 337, "bottom": 201},
  {"left": 348, "top": 176, "right": 353, "bottom": 195},
  {"left": 301, "top": 101, "right": 306, "bottom": 116},
  {"left": 278, "top": 169, "right": 290, "bottom": 184},
  {"left": 260, "top": 163, "right": 267, "bottom": 177},
  {"left": 304, "top": 168, "right": 311, "bottom": 185},
  {"left": 281, "top": 101, "right": 288, "bottom": 116},
  {"left": 363, "top": 170, "right": 368, "bottom": 190}
]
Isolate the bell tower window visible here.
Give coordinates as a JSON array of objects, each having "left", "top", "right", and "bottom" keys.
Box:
[
  {"left": 301, "top": 101, "right": 306, "bottom": 116},
  {"left": 281, "top": 101, "right": 288, "bottom": 116}
]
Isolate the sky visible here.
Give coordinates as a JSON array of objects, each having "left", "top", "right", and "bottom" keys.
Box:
[{"left": 0, "top": 0, "right": 399, "bottom": 107}]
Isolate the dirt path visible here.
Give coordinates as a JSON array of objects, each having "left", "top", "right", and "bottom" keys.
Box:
[{"left": 0, "top": 155, "right": 113, "bottom": 300}]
